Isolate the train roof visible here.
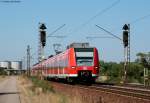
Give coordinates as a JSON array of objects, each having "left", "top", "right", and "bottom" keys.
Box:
[
  {"left": 67, "top": 42, "right": 90, "bottom": 49},
  {"left": 32, "top": 43, "right": 97, "bottom": 67}
]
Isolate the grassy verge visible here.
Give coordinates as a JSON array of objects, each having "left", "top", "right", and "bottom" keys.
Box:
[
  {"left": 18, "top": 76, "right": 82, "bottom": 103},
  {"left": 29, "top": 76, "right": 54, "bottom": 93}
]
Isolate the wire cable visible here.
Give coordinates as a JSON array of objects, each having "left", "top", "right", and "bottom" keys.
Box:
[
  {"left": 0, "top": 0, "right": 21, "bottom": 3},
  {"left": 71, "top": 0, "right": 121, "bottom": 34},
  {"left": 47, "top": 24, "right": 66, "bottom": 38},
  {"left": 86, "top": 36, "right": 114, "bottom": 39},
  {"left": 81, "top": 0, "right": 121, "bottom": 27},
  {"left": 95, "top": 25, "right": 122, "bottom": 41},
  {"left": 131, "top": 14, "right": 150, "bottom": 24}
]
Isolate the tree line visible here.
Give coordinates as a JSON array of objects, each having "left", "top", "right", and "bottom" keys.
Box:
[{"left": 99, "top": 52, "right": 150, "bottom": 85}]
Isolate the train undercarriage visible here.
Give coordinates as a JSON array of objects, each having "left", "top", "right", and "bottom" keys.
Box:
[{"left": 65, "top": 70, "right": 97, "bottom": 84}]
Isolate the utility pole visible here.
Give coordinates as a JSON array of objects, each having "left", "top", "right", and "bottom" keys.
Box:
[
  {"left": 27, "top": 45, "right": 31, "bottom": 77},
  {"left": 144, "top": 67, "right": 149, "bottom": 86},
  {"left": 127, "top": 24, "right": 130, "bottom": 69},
  {"left": 144, "top": 68, "right": 146, "bottom": 86},
  {"left": 23, "top": 56, "right": 26, "bottom": 74}
]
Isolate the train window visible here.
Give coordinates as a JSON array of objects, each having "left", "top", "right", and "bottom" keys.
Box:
[
  {"left": 76, "top": 57, "right": 93, "bottom": 66},
  {"left": 75, "top": 48, "right": 94, "bottom": 66},
  {"left": 76, "top": 52, "right": 93, "bottom": 57},
  {"left": 65, "top": 57, "right": 68, "bottom": 67},
  {"left": 63, "top": 59, "right": 64, "bottom": 68},
  {"left": 75, "top": 48, "right": 93, "bottom": 52},
  {"left": 50, "top": 62, "right": 51, "bottom": 68}
]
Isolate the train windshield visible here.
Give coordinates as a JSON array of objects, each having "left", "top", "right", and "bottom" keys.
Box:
[{"left": 75, "top": 48, "right": 94, "bottom": 66}]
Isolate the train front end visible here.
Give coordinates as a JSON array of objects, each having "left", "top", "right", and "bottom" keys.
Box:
[{"left": 69, "top": 47, "right": 100, "bottom": 83}]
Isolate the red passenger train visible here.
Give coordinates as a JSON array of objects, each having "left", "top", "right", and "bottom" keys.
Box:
[{"left": 32, "top": 43, "right": 100, "bottom": 83}]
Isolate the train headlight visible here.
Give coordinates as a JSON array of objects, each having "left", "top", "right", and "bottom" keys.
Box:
[
  {"left": 71, "top": 66, "right": 76, "bottom": 69},
  {"left": 95, "top": 66, "right": 98, "bottom": 69},
  {"left": 95, "top": 66, "right": 99, "bottom": 71}
]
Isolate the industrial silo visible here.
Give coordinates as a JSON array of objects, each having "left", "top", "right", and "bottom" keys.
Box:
[
  {"left": 0, "top": 61, "right": 10, "bottom": 69},
  {"left": 10, "top": 61, "right": 22, "bottom": 70}
]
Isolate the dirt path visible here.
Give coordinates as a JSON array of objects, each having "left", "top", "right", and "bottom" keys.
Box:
[{"left": 0, "top": 76, "right": 21, "bottom": 103}]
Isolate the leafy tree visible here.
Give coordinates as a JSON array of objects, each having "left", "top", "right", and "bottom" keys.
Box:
[
  {"left": 136, "top": 52, "right": 150, "bottom": 68},
  {"left": 99, "top": 61, "right": 123, "bottom": 83},
  {"left": 0, "top": 67, "right": 7, "bottom": 75},
  {"left": 99, "top": 52, "right": 150, "bottom": 84},
  {"left": 127, "top": 63, "right": 144, "bottom": 83}
]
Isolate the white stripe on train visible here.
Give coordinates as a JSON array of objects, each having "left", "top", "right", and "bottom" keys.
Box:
[{"left": 43, "top": 74, "right": 98, "bottom": 78}]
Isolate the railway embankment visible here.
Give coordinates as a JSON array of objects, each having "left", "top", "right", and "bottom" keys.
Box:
[
  {"left": 17, "top": 76, "right": 150, "bottom": 103},
  {"left": 51, "top": 82, "right": 150, "bottom": 103},
  {"left": 17, "top": 76, "right": 82, "bottom": 103}
]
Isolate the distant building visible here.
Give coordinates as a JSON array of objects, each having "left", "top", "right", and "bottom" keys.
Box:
[
  {"left": 10, "top": 61, "right": 22, "bottom": 70},
  {"left": 0, "top": 61, "right": 11, "bottom": 69},
  {"left": 0, "top": 61, "right": 23, "bottom": 75}
]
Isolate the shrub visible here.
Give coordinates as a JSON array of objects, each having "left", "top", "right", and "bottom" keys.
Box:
[{"left": 29, "top": 76, "right": 54, "bottom": 93}]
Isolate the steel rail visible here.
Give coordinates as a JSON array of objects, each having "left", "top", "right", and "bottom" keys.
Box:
[
  {"left": 80, "top": 85, "right": 150, "bottom": 101},
  {"left": 49, "top": 81, "right": 150, "bottom": 101}
]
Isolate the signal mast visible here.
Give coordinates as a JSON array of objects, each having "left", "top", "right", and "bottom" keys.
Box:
[
  {"left": 38, "top": 23, "right": 47, "bottom": 62},
  {"left": 90, "top": 24, "right": 130, "bottom": 84},
  {"left": 122, "top": 24, "right": 130, "bottom": 83}
]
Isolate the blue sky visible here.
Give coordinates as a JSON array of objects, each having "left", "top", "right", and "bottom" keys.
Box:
[{"left": 0, "top": 0, "right": 150, "bottom": 63}]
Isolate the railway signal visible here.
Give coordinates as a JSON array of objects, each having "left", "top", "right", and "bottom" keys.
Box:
[
  {"left": 123, "top": 31, "right": 128, "bottom": 47},
  {"left": 122, "top": 24, "right": 130, "bottom": 84},
  {"left": 40, "top": 30, "right": 46, "bottom": 47},
  {"left": 123, "top": 24, "right": 129, "bottom": 47},
  {"left": 39, "top": 23, "right": 47, "bottom": 47},
  {"left": 38, "top": 23, "right": 47, "bottom": 62},
  {"left": 95, "top": 24, "right": 131, "bottom": 84}
]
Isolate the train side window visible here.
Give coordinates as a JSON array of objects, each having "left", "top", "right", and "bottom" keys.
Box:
[
  {"left": 65, "top": 57, "right": 66, "bottom": 67},
  {"left": 45, "top": 63, "right": 47, "bottom": 68},
  {"left": 65, "top": 56, "right": 68, "bottom": 67},
  {"left": 60, "top": 59, "right": 62, "bottom": 68},
  {"left": 58, "top": 59, "right": 59, "bottom": 68},
  {"left": 49, "top": 62, "right": 51, "bottom": 69},
  {"left": 52, "top": 61, "right": 53, "bottom": 68},
  {"left": 64, "top": 58, "right": 65, "bottom": 68},
  {"left": 54, "top": 59, "right": 56, "bottom": 68}
]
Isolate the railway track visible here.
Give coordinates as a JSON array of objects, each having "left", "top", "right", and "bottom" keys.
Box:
[
  {"left": 82, "top": 84, "right": 150, "bottom": 101},
  {"left": 124, "top": 83, "right": 150, "bottom": 89},
  {"left": 50, "top": 81, "right": 150, "bottom": 103},
  {"left": 51, "top": 80, "right": 150, "bottom": 101}
]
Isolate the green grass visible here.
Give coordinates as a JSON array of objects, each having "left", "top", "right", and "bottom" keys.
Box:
[{"left": 29, "top": 76, "right": 54, "bottom": 93}]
